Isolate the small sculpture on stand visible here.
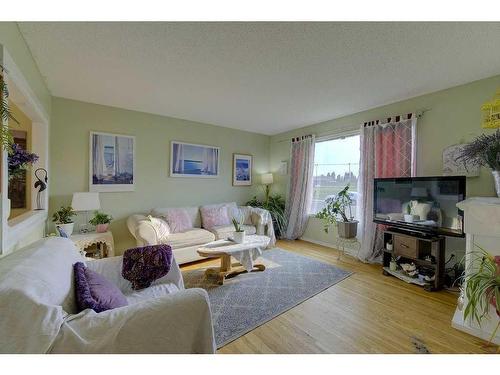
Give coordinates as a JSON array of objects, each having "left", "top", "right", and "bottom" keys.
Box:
[{"left": 34, "top": 168, "right": 48, "bottom": 210}]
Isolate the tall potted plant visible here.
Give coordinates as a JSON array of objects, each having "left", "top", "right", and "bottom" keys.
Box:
[
  {"left": 246, "top": 194, "right": 287, "bottom": 238},
  {"left": 0, "top": 64, "right": 19, "bottom": 150},
  {"left": 52, "top": 206, "right": 76, "bottom": 236},
  {"left": 315, "top": 184, "right": 358, "bottom": 239},
  {"left": 460, "top": 246, "right": 500, "bottom": 347},
  {"left": 456, "top": 130, "right": 500, "bottom": 197}
]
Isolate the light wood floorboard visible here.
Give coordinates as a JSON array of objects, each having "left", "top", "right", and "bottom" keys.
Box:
[{"left": 181, "top": 239, "right": 496, "bottom": 354}]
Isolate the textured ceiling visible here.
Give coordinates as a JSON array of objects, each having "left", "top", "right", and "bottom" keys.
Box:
[{"left": 19, "top": 22, "right": 500, "bottom": 135}]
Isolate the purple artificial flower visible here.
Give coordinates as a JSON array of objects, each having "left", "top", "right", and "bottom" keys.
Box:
[{"left": 8, "top": 143, "right": 39, "bottom": 178}]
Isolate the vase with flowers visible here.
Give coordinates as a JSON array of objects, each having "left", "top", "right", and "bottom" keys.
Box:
[
  {"left": 8, "top": 143, "right": 39, "bottom": 180},
  {"left": 456, "top": 130, "right": 500, "bottom": 197}
]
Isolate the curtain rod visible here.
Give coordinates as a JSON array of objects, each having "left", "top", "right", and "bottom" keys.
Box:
[{"left": 273, "top": 108, "right": 431, "bottom": 144}]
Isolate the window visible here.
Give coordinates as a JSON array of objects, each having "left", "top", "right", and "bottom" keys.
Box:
[{"left": 311, "top": 134, "right": 360, "bottom": 215}]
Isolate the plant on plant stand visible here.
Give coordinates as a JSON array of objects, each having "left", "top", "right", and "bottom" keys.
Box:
[
  {"left": 456, "top": 130, "right": 500, "bottom": 197},
  {"left": 52, "top": 206, "right": 76, "bottom": 236},
  {"left": 89, "top": 211, "right": 113, "bottom": 233},
  {"left": 315, "top": 184, "right": 358, "bottom": 239},
  {"left": 460, "top": 246, "right": 500, "bottom": 348},
  {"left": 231, "top": 214, "right": 246, "bottom": 244}
]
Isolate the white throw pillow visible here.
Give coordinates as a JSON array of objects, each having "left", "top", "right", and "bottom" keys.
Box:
[{"left": 147, "top": 215, "right": 171, "bottom": 241}]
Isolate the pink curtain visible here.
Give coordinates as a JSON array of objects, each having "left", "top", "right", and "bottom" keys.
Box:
[
  {"left": 357, "top": 115, "right": 416, "bottom": 262},
  {"left": 285, "top": 135, "right": 315, "bottom": 240}
]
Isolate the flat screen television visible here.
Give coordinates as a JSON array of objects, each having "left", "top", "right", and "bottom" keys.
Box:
[{"left": 373, "top": 176, "right": 466, "bottom": 237}]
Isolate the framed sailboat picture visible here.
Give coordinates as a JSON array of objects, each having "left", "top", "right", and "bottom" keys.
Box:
[
  {"left": 233, "top": 154, "right": 252, "bottom": 186},
  {"left": 90, "top": 132, "right": 135, "bottom": 192},
  {"left": 170, "top": 141, "right": 220, "bottom": 178}
]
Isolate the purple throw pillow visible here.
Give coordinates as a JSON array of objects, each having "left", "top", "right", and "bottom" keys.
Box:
[
  {"left": 122, "top": 244, "right": 173, "bottom": 290},
  {"left": 74, "top": 262, "right": 128, "bottom": 313}
]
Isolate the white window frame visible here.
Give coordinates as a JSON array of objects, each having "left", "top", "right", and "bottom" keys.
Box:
[{"left": 310, "top": 129, "right": 361, "bottom": 216}]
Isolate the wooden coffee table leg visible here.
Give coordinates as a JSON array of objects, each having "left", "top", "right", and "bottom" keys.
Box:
[{"left": 205, "top": 255, "right": 266, "bottom": 285}]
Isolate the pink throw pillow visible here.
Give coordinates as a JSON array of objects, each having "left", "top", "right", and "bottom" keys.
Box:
[
  {"left": 200, "top": 205, "right": 231, "bottom": 229},
  {"left": 162, "top": 209, "right": 193, "bottom": 233}
]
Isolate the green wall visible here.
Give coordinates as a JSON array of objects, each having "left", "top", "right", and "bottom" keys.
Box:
[
  {"left": 50, "top": 97, "right": 270, "bottom": 253},
  {"left": 270, "top": 74, "right": 500, "bottom": 251},
  {"left": 0, "top": 23, "right": 51, "bottom": 116}
]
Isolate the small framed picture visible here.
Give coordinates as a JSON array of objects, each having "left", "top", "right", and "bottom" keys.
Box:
[
  {"left": 90, "top": 132, "right": 135, "bottom": 192},
  {"left": 233, "top": 154, "right": 252, "bottom": 186},
  {"left": 279, "top": 160, "right": 288, "bottom": 175}
]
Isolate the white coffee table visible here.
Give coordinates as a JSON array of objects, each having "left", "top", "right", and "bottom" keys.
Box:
[{"left": 197, "top": 235, "right": 270, "bottom": 285}]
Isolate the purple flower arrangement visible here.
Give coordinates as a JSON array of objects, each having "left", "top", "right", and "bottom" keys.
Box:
[{"left": 8, "top": 143, "right": 39, "bottom": 180}]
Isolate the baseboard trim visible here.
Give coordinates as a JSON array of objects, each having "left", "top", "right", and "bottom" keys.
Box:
[{"left": 299, "top": 236, "right": 359, "bottom": 258}]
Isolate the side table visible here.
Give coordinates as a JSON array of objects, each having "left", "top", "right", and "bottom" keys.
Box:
[{"left": 70, "top": 231, "right": 115, "bottom": 259}]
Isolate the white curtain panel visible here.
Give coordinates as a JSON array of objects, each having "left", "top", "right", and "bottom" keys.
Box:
[
  {"left": 93, "top": 134, "right": 105, "bottom": 179},
  {"left": 357, "top": 125, "right": 377, "bottom": 262},
  {"left": 174, "top": 143, "right": 184, "bottom": 173},
  {"left": 285, "top": 135, "right": 315, "bottom": 240},
  {"left": 357, "top": 115, "right": 417, "bottom": 263}
]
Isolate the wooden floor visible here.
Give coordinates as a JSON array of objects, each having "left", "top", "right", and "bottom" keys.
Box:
[{"left": 181, "top": 239, "right": 495, "bottom": 354}]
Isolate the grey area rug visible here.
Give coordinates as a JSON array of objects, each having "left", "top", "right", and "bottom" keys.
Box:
[{"left": 183, "top": 248, "right": 352, "bottom": 348}]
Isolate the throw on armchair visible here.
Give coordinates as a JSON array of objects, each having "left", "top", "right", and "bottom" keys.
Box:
[{"left": 0, "top": 237, "right": 216, "bottom": 354}]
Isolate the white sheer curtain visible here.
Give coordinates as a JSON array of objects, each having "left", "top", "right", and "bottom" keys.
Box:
[
  {"left": 285, "top": 135, "right": 315, "bottom": 240},
  {"left": 174, "top": 143, "right": 184, "bottom": 173},
  {"left": 357, "top": 114, "right": 417, "bottom": 262},
  {"left": 202, "top": 148, "right": 218, "bottom": 175},
  {"left": 92, "top": 135, "right": 105, "bottom": 180}
]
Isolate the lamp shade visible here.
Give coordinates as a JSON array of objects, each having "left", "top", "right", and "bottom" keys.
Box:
[
  {"left": 261, "top": 173, "right": 274, "bottom": 185},
  {"left": 71, "top": 192, "right": 101, "bottom": 211}
]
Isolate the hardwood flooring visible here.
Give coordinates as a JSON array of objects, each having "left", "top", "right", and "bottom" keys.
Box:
[{"left": 181, "top": 239, "right": 495, "bottom": 354}]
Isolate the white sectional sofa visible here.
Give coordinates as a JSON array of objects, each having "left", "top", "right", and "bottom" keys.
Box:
[
  {"left": 0, "top": 237, "right": 215, "bottom": 354},
  {"left": 127, "top": 202, "right": 275, "bottom": 264}
]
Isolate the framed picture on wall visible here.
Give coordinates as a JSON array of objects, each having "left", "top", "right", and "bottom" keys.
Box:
[
  {"left": 233, "top": 154, "right": 252, "bottom": 186},
  {"left": 170, "top": 141, "right": 220, "bottom": 178},
  {"left": 89, "top": 132, "right": 135, "bottom": 192}
]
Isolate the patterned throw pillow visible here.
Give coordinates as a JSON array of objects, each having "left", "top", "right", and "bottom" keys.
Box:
[
  {"left": 162, "top": 208, "right": 193, "bottom": 233},
  {"left": 200, "top": 204, "right": 231, "bottom": 229},
  {"left": 147, "top": 215, "right": 170, "bottom": 241},
  {"left": 74, "top": 262, "right": 128, "bottom": 313},
  {"left": 122, "top": 244, "right": 173, "bottom": 290}
]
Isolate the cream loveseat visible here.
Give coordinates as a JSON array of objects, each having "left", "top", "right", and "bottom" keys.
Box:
[
  {"left": 0, "top": 237, "right": 215, "bottom": 354},
  {"left": 127, "top": 202, "right": 276, "bottom": 264}
]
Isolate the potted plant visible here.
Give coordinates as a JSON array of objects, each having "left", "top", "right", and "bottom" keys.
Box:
[
  {"left": 460, "top": 246, "right": 500, "bottom": 347},
  {"left": 0, "top": 64, "right": 19, "bottom": 150},
  {"left": 52, "top": 206, "right": 76, "bottom": 236},
  {"left": 456, "top": 130, "right": 500, "bottom": 197},
  {"left": 315, "top": 184, "right": 358, "bottom": 239},
  {"left": 89, "top": 211, "right": 113, "bottom": 233},
  {"left": 404, "top": 203, "right": 414, "bottom": 223},
  {"left": 246, "top": 194, "right": 287, "bottom": 238},
  {"left": 231, "top": 214, "right": 246, "bottom": 244}
]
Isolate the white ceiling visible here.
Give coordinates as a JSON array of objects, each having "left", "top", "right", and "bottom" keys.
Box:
[{"left": 19, "top": 22, "right": 500, "bottom": 135}]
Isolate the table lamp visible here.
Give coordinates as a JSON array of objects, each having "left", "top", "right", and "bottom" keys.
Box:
[
  {"left": 71, "top": 192, "right": 101, "bottom": 233},
  {"left": 261, "top": 173, "right": 274, "bottom": 203}
]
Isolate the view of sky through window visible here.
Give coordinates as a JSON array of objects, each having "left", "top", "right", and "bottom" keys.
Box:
[{"left": 311, "top": 134, "right": 360, "bottom": 214}]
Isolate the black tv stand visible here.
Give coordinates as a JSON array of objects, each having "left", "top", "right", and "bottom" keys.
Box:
[{"left": 382, "top": 228, "right": 445, "bottom": 291}]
